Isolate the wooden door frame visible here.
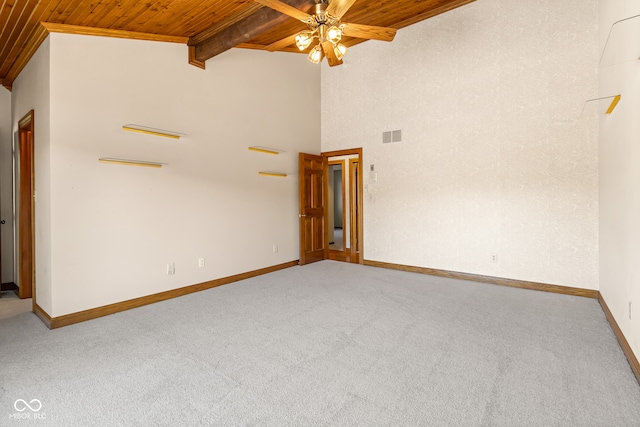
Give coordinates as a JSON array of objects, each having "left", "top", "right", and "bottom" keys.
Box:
[
  {"left": 349, "top": 158, "right": 360, "bottom": 261},
  {"left": 322, "top": 148, "right": 363, "bottom": 264},
  {"left": 18, "top": 110, "right": 35, "bottom": 304}
]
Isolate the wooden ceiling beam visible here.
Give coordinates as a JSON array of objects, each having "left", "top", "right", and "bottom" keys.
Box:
[
  {"left": 189, "top": 0, "right": 314, "bottom": 68},
  {"left": 188, "top": 2, "right": 264, "bottom": 46}
]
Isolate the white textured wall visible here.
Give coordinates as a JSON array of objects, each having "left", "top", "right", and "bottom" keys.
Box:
[
  {"left": 322, "top": 0, "right": 599, "bottom": 289},
  {"left": 599, "top": 0, "right": 640, "bottom": 362},
  {"left": 37, "top": 33, "right": 319, "bottom": 317},
  {"left": 11, "top": 37, "right": 53, "bottom": 313},
  {"left": 0, "top": 86, "right": 12, "bottom": 283}
]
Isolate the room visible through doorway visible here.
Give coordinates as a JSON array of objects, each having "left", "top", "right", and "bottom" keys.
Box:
[{"left": 323, "top": 149, "right": 362, "bottom": 264}]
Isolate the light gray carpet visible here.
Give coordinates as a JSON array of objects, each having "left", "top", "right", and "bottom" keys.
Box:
[{"left": 1, "top": 260, "right": 639, "bottom": 426}]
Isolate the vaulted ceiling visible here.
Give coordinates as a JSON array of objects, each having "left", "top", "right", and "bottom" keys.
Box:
[{"left": 0, "top": 0, "right": 474, "bottom": 90}]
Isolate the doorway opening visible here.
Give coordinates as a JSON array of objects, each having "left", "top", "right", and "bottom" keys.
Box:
[
  {"left": 328, "top": 161, "right": 345, "bottom": 251},
  {"left": 323, "top": 148, "right": 363, "bottom": 264},
  {"left": 17, "top": 110, "right": 35, "bottom": 305}
]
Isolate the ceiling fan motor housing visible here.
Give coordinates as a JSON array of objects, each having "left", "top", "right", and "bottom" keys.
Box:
[{"left": 315, "top": 3, "right": 328, "bottom": 22}]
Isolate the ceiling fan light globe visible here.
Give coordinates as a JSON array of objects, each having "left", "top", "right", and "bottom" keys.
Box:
[
  {"left": 295, "top": 31, "right": 314, "bottom": 51},
  {"left": 327, "top": 26, "right": 342, "bottom": 44},
  {"left": 335, "top": 43, "right": 348, "bottom": 60},
  {"left": 308, "top": 45, "right": 323, "bottom": 64}
]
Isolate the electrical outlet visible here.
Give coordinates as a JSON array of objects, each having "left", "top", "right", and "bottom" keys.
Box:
[
  {"left": 491, "top": 253, "right": 498, "bottom": 263},
  {"left": 167, "top": 263, "right": 175, "bottom": 275},
  {"left": 273, "top": 244, "right": 278, "bottom": 254},
  {"left": 198, "top": 258, "right": 205, "bottom": 268}
]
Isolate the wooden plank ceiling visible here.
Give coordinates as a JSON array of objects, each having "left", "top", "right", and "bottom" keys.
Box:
[{"left": 0, "top": 0, "right": 474, "bottom": 90}]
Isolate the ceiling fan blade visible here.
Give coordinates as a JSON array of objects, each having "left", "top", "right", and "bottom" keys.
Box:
[
  {"left": 253, "top": 0, "right": 311, "bottom": 21},
  {"left": 326, "top": 0, "right": 357, "bottom": 19},
  {"left": 341, "top": 23, "right": 397, "bottom": 42},
  {"left": 322, "top": 41, "right": 343, "bottom": 67},
  {"left": 266, "top": 34, "right": 299, "bottom": 52}
]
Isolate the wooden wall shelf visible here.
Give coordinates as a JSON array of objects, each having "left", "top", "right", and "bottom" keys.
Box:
[
  {"left": 99, "top": 158, "right": 166, "bottom": 168},
  {"left": 258, "top": 171, "right": 289, "bottom": 178},
  {"left": 249, "top": 146, "right": 284, "bottom": 155},
  {"left": 583, "top": 95, "right": 621, "bottom": 115},
  {"left": 123, "top": 124, "right": 185, "bottom": 139}
]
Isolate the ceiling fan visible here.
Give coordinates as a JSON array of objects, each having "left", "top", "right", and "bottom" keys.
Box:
[{"left": 254, "top": 0, "right": 397, "bottom": 66}]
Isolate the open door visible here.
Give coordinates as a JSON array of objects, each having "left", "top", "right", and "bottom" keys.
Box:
[{"left": 299, "top": 153, "right": 328, "bottom": 265}]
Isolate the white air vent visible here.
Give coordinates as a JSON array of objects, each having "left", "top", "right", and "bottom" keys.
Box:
[{"left": 382, "top": 130, "right": 402, "bottom": 143}]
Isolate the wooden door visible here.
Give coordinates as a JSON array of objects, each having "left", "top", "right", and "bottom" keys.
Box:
[
  {"left": 18, "top": 111, "right": 34, "bottom": 299},
  {"left": 299, "top": 153, "right": 328, "bottom": 265}
]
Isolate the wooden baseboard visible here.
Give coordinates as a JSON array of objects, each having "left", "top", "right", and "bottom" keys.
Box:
[
  {"left": 598, "top": 293, "right": 640, "bottom": 386},
  {"left": 44, "top": 261, "right": 299, "bottom": 329},
  {"left": 33, "top": 303, "right": 52, "bottom": 328},
  {"left": 363, "top": 260, "right": 598, "bottom": 299}
]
